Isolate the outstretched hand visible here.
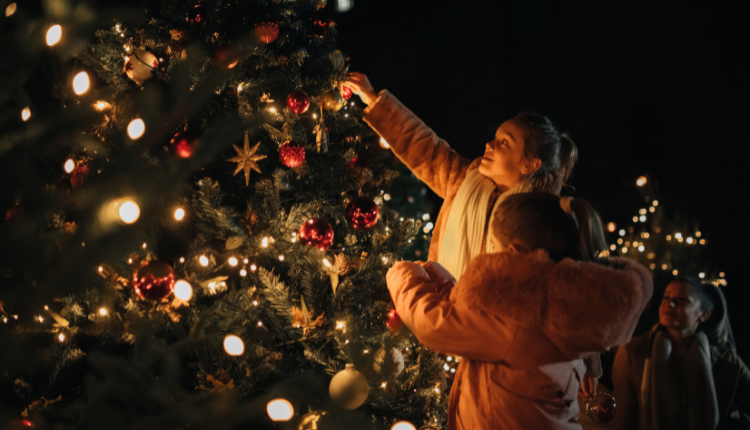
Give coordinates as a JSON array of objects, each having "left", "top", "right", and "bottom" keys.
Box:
[{"left": 346, "top": 72, "right": 378, "bottom": 106}]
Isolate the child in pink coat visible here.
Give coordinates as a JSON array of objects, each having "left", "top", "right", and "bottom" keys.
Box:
[{"left": 386, "top": 193, "right": 653, "bottom": 430}]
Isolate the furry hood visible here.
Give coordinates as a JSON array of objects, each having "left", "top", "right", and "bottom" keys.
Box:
[{"left": 451, "top": 250, "right": 653, "bottom": 349}]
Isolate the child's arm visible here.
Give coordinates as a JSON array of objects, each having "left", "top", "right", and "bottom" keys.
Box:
[
  {"left": 347, "top": 73, "right": 472, "bottom": 199},
  {"left": 386, "top": 261, "right": 514, "bottom": 362}
]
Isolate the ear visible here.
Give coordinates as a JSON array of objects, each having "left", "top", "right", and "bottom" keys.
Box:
[
  {"left": 522, "top": 157, "right": 542, "bottom": 175},
  {"left": 507, "top": 243, "right": 527, "bottom": 254},
  {"left": 698, "top": 309, "right": 712, "bottom": 323}
]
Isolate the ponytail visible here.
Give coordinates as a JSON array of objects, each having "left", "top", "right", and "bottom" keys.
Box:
[
  {"left": 568, "top": 198, "right": 606, "bottom": 261},
  {"left": 558, "top": 133, "right": 578, "bottom": 185}
]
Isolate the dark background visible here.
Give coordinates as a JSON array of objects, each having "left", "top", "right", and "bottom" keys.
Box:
[{"left": 335, "top": 1, "right": 750, "bottom": 355}]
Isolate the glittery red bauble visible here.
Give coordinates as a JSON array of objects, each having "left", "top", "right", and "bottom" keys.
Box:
[
  {"left": 345, "top": 196, "right": 379, "bottom": 230},
  {"left": 585, "top": 393, "right": 617, "bottom": 424},
  {"left": 170, "top": 131, "right": 199, "bottom": 158},
  {"left": 386, "top": 309, "right": 403, "bottom": 335},
  {"left": 340, "top": 85, "right": 352, "bottom": 100},
  {"left": 188, "top": 5, "right": 208, "bottom": 26},
  {"left": 214, "top": 44, "right": 239, "bottom": 69},
  {"left": 348, "top": 157, "right": 369, "bottom": 174},
  {"left": 255, "top": 22, "right": 279, "bottom": 44},
  {"left": 133, "top": 261, "right": 175, "bottom": 301},
  {"left": 299, "top": 219, "right": 334, "bottom": 251},
  {"left": 286, "top": 90, "right": 310, "bottom": 115},
  {"left": 70, "top": 163, "right": 89, "bottom": 188},
  {"left": 279, "top": 141, "right": 305, "bottom": 168}
]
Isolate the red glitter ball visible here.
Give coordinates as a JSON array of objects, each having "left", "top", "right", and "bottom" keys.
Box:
[
  {"left": 254, "top": 22, "right": 279, "bottom": 44},
  {"left": 585, "top": 393, "right": 617, "bottom": 424},
  {"left": 279, "top": 141, "right": 305, "bottom": 168},
  {"left": 133, "top": 261, "right": 175, "bottom": 301},
  {"left": 170, "top": 131, "right": 199, "bottom": 158},
  {"left": 299, "top": 219, "right": 334, "bottom": 251},
  {"left": 340, "top": 85, "right": 352, "bottom": 100},
  {"left": 188, "top": 5, "right": 208, "bottom": 26},
  {"left": 386, "top": 309, "right": 403, "bottom": 335},
  {"left": 70, "top": 163, "right": 89, "bottom": 188},
  {"left": 286, "top": 90, "right": 310, "bottom": 115},
  {"left": 345, "top": 196, "right": 379, "bottom": 230}
]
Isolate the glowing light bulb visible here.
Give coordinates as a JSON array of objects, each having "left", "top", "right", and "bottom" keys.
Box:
[
  {"left": 619, "top": 229, "right": 626, "bottom": 236},
  {"left": 21, "top": 107, "right": 31, "bottom": 121},
  {"left": 649, "top": 206, "right": 656, "bottom": 213},
  {"left": 695, "top": 231, "right": 702, "bottom": 237},
  {"left": 672, "top": 269, "right": 679, "bottom": 275},
  {"left": 653, "top": 200, "right": 659, "bottom": 206},
  {"left": 392, "top": 422, "right": 417, "bottom": 430},
  {"left": 675, "top": 233, "right": 682, "bottom": 239},
  {"left": 380, "top": 137, "right": 390, "bottom": 148},
  {"left": 636, "top": 176, "right": 647, "bottom": 187},
  {"left": 422, "top": 213, "right": 430, "bottom": 221},
  {"left": 127, "top": 118, "right": 145, "bottom": 140},
  {"left": 228, "top": 257, "right": 238, "bottom": 266},
  {"left": 383, "top": 193, "right": 391, "bottom": 201},
  {"left": 719, "top": 272, "right": 725, "bottom": 278},
  {"left": 639, "top": 215, "right": 646, "bottom": 222},
  {"left": 64, "top": 159, "right": 75, "bottom": 173},
  {"left": 336, "top": 321, "right": 345, "bottom": 329},
  {"left": 240, "top": 269, "right": 247, "bottom": 276},
  {"left": 118, "top": 200, "right": 140, "bottom": 224},
  {"left": 199, "top": 255, "right": 209, "bottom": 266},
  {"left": 174, "top": 208, "right": 185, "bottom": 221},
  {"left": 5, "top": 3, "right": 17, "bottom": 17},
  {"left": 267, "top": 399, "right": 294, "bottom": 421},
  {"left": 699, "top": 273, "right": 705, "bottom": 279},
  {"left": 250, "top": 264, "right": 257, "bottom": 271},
  {"left": 262, "top": 237, "right": 269, "bottom": 247},
  {"left": 606, "top": 222, "right": 616, "bottom": 232},
  {"left": 73, "top": 71, "right": 90, "bottom": 95},
  {"left": 687, "top": 237, "right": 694, "bottom": 244},
  {"left": 223, "top": 335, "right": 245, "bottom": 356},
  {"left": 278, "top": 255, "right": 284, "bottom": 261},
  {"left": 58, "top": 333, "right": 65, "bottom": 342},
  {"left": 99, "top": 308, "right": 107, "bottom": 316},
  {"left": 46, "top": 25, "right": 62, "bottom": 46},
  {"left": 94, "top": 101, "right": 111, "bottom": 111},
  {"left": 638, "top": 245, "right": 645, "bottom": 252},
  {"left": 174, "top": 280, "right": 193, "bottom": 301},
  {"left": 323, "top": 258, "right": 331, "bottom": 267}
]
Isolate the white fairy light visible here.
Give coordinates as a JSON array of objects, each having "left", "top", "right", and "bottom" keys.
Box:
[
  {"left": 73, "top": 72, "right": 90, "bottom": 95},
  {"left": 21, "top": 107, "right": 31, "bottom": 121},
  {"left": 127, "top": 118, "right": 145, "bottom": 139},
  {"left": 228, "top": 257, "right": 238, "bottom": 266},
  {"left": 174, "top": 208, "right": 185, "bottom": 221},
  {"left": 119, "top": 201, "right": 140, "bottom": 224},
  {"left": 46, "top": 25, "right": 62, "bottom": 46},
  {"left": 266, "top": 399, "right": 293, "bottom": 421},
  {"left": 174, "top": 280, "right": 193, "bottom": 301},
  {"left": 199, "top": 255, "right": 209, "bottom": 266},
  {"left": 99, "top": 308, "right": 107, "bottom": 316},
  {"left": 223, "top": 335, "right": 244, "bottom": 356}
]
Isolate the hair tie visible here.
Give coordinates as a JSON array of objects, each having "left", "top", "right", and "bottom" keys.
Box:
[{"left": 560, "top": 197, "right": 578, "bottom": 227}]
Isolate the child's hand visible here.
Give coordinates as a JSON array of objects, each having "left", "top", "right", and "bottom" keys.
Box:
[
  {"left": 346, "top": 72, "right": 378, "bottom": 106},
  {"left": 579, "top": 373, "right": 598, "bottom": 399}
]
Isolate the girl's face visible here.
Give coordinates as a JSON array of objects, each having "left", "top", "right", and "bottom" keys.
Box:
[
  {"left": 659, "top": 281, "right": 710, "bottom": 335},
  {"left": 478, "top": 117, "right": 541, "bottom": 191}
]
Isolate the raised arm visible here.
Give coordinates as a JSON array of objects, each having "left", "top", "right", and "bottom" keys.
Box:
[
  {"left": 347, "top": 73, "right": 472, "bottom": 199},
  {"left": 386, "top": 261, "right": 514, "bottom": 362}
]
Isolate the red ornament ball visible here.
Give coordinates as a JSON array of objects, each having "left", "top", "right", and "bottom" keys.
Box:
[
  {"left": 286, "top": 90, "right": 310, "bottom": 115},
  {"left": 255, "top": 22, "right": 279, "bottom": 44},
  {"left": 386, "top": 309, "right": 403, "bottom": 335},
  {"left": 299, "top": 219, "right": 334, "bottom": 251},
  {"left": 585, "top": 392, "right": 617, "bottom": 424},
  {"left": 345, "top": 196, "right": 379, "bottom": 230},
  {"left": 70, "top": 163, "right": 89, "bottom": 188},
  {"left": 348, "top": 157, "right": 369, "bottom": 174},
  {"left": 340, "top": 85, "right": 353, "bottom": 100},
  {"left": 188, "top": 4, "right": 208, "bottom": 26},
  {"left": 170, "top": 131, "right": 199, "bottom": 158},
  {"left": 133, "top": 261, "right": 175, "bottom": 301},
  {"left": 214, "top": 44, "right": 239, "bottom": 69},
  {"left": 279, "top": 141, "right": 306, "bottom": 168}
]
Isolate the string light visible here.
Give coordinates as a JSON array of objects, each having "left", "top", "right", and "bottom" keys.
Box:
[
  {"left": 250, "top": 264, "right": 257, "bottom": 271},
  {"left": 94, "top": 101, "right": 112, "bottom": 111},
  {"left": 58, "top": 333, "right": 65, "bottom": 342},
  {"left": 199, "top": 255, "right": 209, "bottom": 266},
  {"left": 262, "top": 237, "right": 269, "bottom": 247},
  {"left": 46, "top": 25, "right": 62, "bottom": 46},
  {"left": 696, "top": 231, "right": 702, "bottom": 237},
  {"left": 639, "top": 215, "right": 646, "bottom": 222},
  {"left": 21, "top": 107, "right": 31, "bottom": 121},
  {"left": 638, "top": 245, "right": 645, "bottom": 252},
  {"left": 223, "top": 335, "right": 245, "bottom": 356},
  {"left": 336, "top": 321, "right": 345, "bottom": 329},
  {"left": 381, "top": 382, "right": 387, "bottom": 388},
  {"left": 38, "top": 316, "right": 44, "bottom": 323},
  {"left": 99, "top": 308, "right": 107, "bottom": 316},
  {"left": 639, "top": 208, "right": 647, "bottom": 215},
  {"left": 127, "top": 118, "right": 145, "bottom": 139},
  {"left": 391, "top": 422, "right": 416, "bottom": 430},
  {"left": 610, "top": 244, "right": 616, "bottom": 251},
  {"left": 98, "top": 266, "right": 103, "bottom": 272},
  {"left": 252, "top": 300, "right": 258, "bottom": 306},
  {"left": 118, "top": 200, "right": 140, "bottom": 224},
  {"left": 699, "top": 273, "right": 705, "bottom": 279},
  {"left": 675, "top": 233, "right": 682, "bottom": 239},
  {"left": 244, "top": 259, "right": 249, "bottom": 264},
  {"left": 323, "top": 258, "right": 332, "bottom": 268},
  {"left": 719, "top": 272, "right": 725, "bottom": 278},
  {"left": 607, "top": 222, "right": 616, "bottom": 232},
  {"left": 619, "top": 229, "right": 626, "bottom": 236},
  {"left": 73, "top": 72, "right": 90, "bottom": 95},
  {"left": 686, "top": 237, "right": 694, "bottom": 244},
  {"left": 699, "top": 239, "right": 706, "bottom": 245},
  {"left": 240, "top": 269, "right": 247, "bottom": 276},
  {"left": 64, "top": 159, "right": 75, "bottom": 173},
  {"left": 673, "top": 269, "right": 679, "bottom": 275},
  {"left": 179, "top": 257, "right": 185, "bottom": 263},
  {"left": 379, "top": 137, "right": 390, "bottom": 149},
  {"left": 278, "top": 255, "right": 284, "bottom": 261},
  {"left": 228, "top": 257, "right": 238, "bottom": 266},
  {"left": 266, "top": 399, "right": 294, "bottom": 421},
  {"left": 174, "top": 280, "right": 193, "bottom": 301},
  {"left": 649, "top": 206, "right": 656, "bottom": 213},
  {"left": 5, "top": 3, "right": 17, "bottom": 16},
  {"left": 142, "top": 242, "right": 147, "bottom": 249},
  {"left": 632, "top": 216, "right": 638, "bottom": 222},
  {"left": 174, "top": 208, "right": 185, "bottom": 221},
  {"left": 257, "top": 321, "right": 263, "bottom": 327},
  {"left": 636, "top": 176, "right": 647, "bottom": 187},
  {"left": 383, "top": 193, "right": 391, "bottom": 201}
]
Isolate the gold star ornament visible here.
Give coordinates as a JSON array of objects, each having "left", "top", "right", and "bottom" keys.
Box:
[{"left": 229, "top": 132, "right": 267, "bottom": 186}]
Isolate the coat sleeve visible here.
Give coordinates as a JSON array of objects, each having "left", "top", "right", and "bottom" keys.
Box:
[
  {"left": 611, "top": 345, "right": 640, "bottom": 430},
  {"left": 386, "top": 261, "right": 515, "bottom": 362},
  {"left": 364, "top": 91, "right": 473, "bottom": 199}
]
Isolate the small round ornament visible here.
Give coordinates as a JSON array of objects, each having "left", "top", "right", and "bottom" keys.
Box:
[
  {"left": 340, "top": 85, "right": 353, "bottom": 100},
  {"left": 213, "top": 44, "right": 239, "bottom": 69},
  {"left": 299, "top": 219, "right": 334, "bottom": 251},
  {"left": 170, "top": 130, "right": 200, "bottom": 158},
  {"left": 279, "top": 141, "right": 305, "bottom": 168},
  {"left": 585, "top": 392, "right": 617, "bottom": 424},
  {"left": 329, "top": 364, "right": 368, "bottom": 410},
  {"left": 133, "top": 260, "right": 175, "bottom": 301},
  {"left": 286, "top": 90, "right": 310, "bottom": 115},
  {"left": 124, "top": 49, "right": 158, "bottom": 85},
  {"left": 188, "top": 4, "right": 208, "bottom": 26},
  {"left": 255, "top": 22, "right": 279, "bottom": 44},
  {"left": 70, "top": 162, "right": 89, "bottom": 188},
  {"left": 345, "top": 196, "right": 379, "bottom": 230},
  {"left": 373, "top": 347, "right": 405, "bottom": 376},
  {"left": 348, "top": 157, "right": 369, "bottom": 174},
  {"left": 386, "top": 308, "right": 403, "bottom": 335},
  {"left": 321, "top": 90, "right": 344, "bottom": 111}
]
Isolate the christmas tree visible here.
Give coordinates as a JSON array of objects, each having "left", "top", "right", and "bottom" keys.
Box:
[{"left": 0, "top": 1, "right": 446, "bottom": 428}]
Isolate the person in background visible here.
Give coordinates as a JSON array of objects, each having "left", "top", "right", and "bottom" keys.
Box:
[{"left": 612, "top": 276, "right": 750, "bottom": 430}]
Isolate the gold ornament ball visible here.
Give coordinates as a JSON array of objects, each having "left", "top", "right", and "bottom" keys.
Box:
[
  {"left": 373, "top": 348, "right": 405, "bottom": 376},
  {"left": 297, "top": 411, "right": 324, "bottom": 430},
  {"left": 321, "top": 90, "right": 345, "bottom": 111},
  {"left": 329, "top": 364, "right": 369, "bottom": 410},
  {"left": 124, "top": 49, "right": 159, "bottom": 84}
]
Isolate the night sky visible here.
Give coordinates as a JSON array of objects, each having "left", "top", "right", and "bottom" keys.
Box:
[{"left": 336, "top": 1, "right": 750, "bottom": 353}]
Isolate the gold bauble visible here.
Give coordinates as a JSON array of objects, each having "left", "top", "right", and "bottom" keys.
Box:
[
  {"left": 321, "top": 90, "right": 344, "bottom": 111},
  {"left": 124, "top": 49, "right": 158, "bottom": 84},
  {"left": 329, "top": 364, "right": 368, "bottom": 410},
  {"left": 373, "top": 347, "right": 405, "bottom": 376}
]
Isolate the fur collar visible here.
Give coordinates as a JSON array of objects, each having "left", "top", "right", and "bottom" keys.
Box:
[{"left": 451, "top": 250, "right": 653, "bottom": 348}]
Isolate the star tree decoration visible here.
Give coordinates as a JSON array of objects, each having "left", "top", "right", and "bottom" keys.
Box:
[{"left": 229, "top": 133, "right": 267, "bottom": 186}]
